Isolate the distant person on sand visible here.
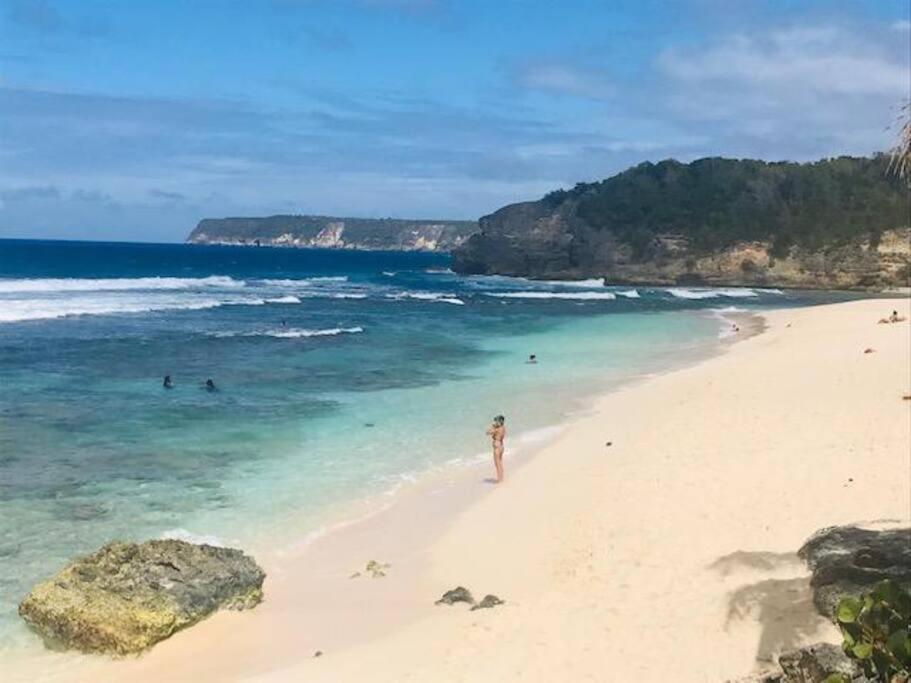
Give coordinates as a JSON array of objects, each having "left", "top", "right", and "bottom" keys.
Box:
[
  {"left": 205, "top": 378, "right": 217, "bottom": 392},
  {"left": 486, "top": 415, "right": 506, "bottom": 483},
  {"left": 163, "top": 375, "right": 173, "bottom": 389},
  {"left": 878, "top": 310, "right": 905, "bottom": 324},
  {"left": 527, "top": 354, "right": 537, "bottom": 364}
]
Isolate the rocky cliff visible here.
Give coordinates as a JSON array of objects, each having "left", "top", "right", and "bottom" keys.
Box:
[
  {"left": 187, "top": 215, "right": 478, "bottom": 252},
  {"left": 452, "top": 156, "right": 911, "bottom": 289}
]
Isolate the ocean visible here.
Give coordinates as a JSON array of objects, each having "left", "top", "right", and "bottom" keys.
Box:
[{"left": 0, "top": 239, "right": 850, "bottom": 649}]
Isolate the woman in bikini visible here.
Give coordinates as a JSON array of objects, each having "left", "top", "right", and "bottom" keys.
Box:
[{"left": 486, "top": 415, "right": 506, "bottom": 483}]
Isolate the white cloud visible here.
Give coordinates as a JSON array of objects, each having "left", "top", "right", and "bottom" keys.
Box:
[
  {"left": 659, "top": 26, "right": 908, "bottom": 97},
  {"left": 891, "top": 20, "right": 911, "bottom": 32},
  {"left": 515, "top": 63, "right": 614, "bottom": 100}
]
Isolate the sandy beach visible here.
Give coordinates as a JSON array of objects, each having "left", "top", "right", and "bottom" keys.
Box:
[{"left": 9, "top": 297, "right": 910, "bottom": 682}]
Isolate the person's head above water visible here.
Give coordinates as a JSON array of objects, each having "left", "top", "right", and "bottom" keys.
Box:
[
  {"left": 493, "top": 415, "right": 505, "bottom": 426},
  {"left": 205, "top": 378, "right": 216, "bottom": 390}
]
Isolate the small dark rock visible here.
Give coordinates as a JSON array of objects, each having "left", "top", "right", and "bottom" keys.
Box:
[
  {"left": 435, "top": 586, "right": 474, "bottom": 605},
  {"left": 605, "top": 441, "right": 612, "bottom": 447},
  {"left": 314, "top": 650, "right": 323, "bottom": 658},
  {"left": 470, "top": 594, "right": 504, "bottom": 611}
]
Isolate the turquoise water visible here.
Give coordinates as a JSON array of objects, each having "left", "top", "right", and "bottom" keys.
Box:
[{"left": 0, "top": 239, "right": 850, "bottom": 648}]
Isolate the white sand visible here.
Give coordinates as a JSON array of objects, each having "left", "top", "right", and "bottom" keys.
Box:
[{"left": 9, "top": 298, "right": 910, "bottom": 682}]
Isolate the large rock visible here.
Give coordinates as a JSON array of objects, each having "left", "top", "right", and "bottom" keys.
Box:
[
  {"left": 731, "top": 643, "right": 869, "bottom": 683},
  {"left": 798, "top": 525, "right": 911, "bottom": 618},
  {"left": 19, "top": 539, "right": 265, "bottom": 655},
  {"left": 777, "top": 643, "right": 866, "bottom": 682}
]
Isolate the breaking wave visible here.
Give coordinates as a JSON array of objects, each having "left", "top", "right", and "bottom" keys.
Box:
[
  {"left": 214, "top": 326, "right": 364, "bottom": 339},
  {"left": 666, "top": 287, "right": 759, "bottom": 299},
  {"left": 0, "top": 276, "right": 244, "bottom": 293},
  {"left": 388, "top": 292, "right": 465, "bottom": 305},
  {"left": 485, "top": 291, "right": 617, "bottom": 300}
]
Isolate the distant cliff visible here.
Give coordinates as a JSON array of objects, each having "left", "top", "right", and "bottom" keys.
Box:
[
  {"left": 187, "top": 215, "right": 478, "bottom": 252},
  {"left": 452, "top": 156, "right": 911, "bottom": 289}
]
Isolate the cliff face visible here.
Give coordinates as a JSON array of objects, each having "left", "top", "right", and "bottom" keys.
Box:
[
  {"left": 187, "top": 215, "right": 478, "bottom": 253},
  {"left": 452, "top": 157, "right": 911, "bottom": 289}
]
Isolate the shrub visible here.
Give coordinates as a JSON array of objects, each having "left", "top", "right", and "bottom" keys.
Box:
[{"left": 825, "top": 579, "right": 911, "bottom": 683}]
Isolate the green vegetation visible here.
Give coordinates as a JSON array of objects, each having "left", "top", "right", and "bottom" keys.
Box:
[
  {"left": 825, "top": 579, "right": 911, "bottom": 683},
  {"left": 546, "top": 155, "right": 909, "bottom": 259}
]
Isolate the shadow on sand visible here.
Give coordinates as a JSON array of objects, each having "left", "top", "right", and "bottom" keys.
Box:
[{"left": 712, "top": 550, "right": 831, "bottom": 664}]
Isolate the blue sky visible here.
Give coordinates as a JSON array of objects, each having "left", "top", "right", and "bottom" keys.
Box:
[{"left": 0, "top": 0, "right": 908, "bottom": 242}]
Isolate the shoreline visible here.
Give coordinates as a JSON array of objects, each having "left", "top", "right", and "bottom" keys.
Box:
[
  {"left": 8, "top": 299, "right": 908, "bottom": 681},
  {"left": 5, "top": 308, "right": 758, "bottom": 681}
]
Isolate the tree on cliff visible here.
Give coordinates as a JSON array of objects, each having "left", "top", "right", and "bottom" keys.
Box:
[{"left": 562, "top": 155, "right": 908, "bottom": 258}]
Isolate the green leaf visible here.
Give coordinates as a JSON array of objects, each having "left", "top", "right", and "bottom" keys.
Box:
[
  {"left": 838, "top": 597, "right": 863, "bottom": 623},
  {"left": 852, "top": 642, "right": 874, "bottom": 659},
  {"left": 841, "top": 627, "right": 856, "bottom": 648},
  {"left": 888, "top": 629, "right": 911, "bottom": 659},
  {"left": 873, "top": 579, "right": 897, "bottom": 603},
  {"left": 823, "top": 674, "right": 849, "bottom": 683}
]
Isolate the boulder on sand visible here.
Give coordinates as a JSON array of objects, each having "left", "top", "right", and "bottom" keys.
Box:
[
  {"left": 18, "top": 539, "right": 265, "bottom": 655},
  {"left": 798, "top": 524, "right": 911, "bottom": 618}
]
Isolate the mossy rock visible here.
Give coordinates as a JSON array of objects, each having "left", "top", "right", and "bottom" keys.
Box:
[{"left": 18, "top": 539, "right": 265, "bottom": 655}]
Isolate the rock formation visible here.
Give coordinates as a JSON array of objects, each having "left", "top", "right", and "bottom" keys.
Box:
[
  {"left": 187, "top": 215, "right": 478, "bottom": 252},
  {"left": 18, "top": 539, "right": 265, "bottom": 655},
  {"left": 798, "top": 525, "right": 911, "bottom": 619},
  {"left": 452, "top": 156, "right": 910, "bottom": 289}
]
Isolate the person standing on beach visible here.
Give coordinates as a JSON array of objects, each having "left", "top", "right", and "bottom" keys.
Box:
[{"left": 486, "top": 415, "right": 506, "bottom": 483}]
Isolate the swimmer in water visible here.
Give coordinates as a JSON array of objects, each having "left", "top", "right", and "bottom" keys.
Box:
[
  {"left": 486, "top": 415, "right": 506, "bottom": 483},
  {"left": 205, "top": 378, "right": 217, "bottom": 392},
  {"left": 163, "top": 375, "right": 173, "bottom": 389},
  {"left": 527, "top": 354, "right": 538, "bottom": 364}
]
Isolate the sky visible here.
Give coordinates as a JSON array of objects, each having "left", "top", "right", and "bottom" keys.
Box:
[{"left": 0, "top": 0, "right": 909, "bottom": 242}]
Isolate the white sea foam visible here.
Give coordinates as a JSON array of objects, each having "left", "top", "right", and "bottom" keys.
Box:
[
  {"left": 666, "top": 287, "right": 758, "bottom": 299},
  {"left": 0, "top": 275, "right": 244, "bottom": 293},
  {"left": 260, "top": 276, "right": 348, "bottom": 286},
  {"left": 485, "top": 291, "right": 617, "bottom": 300},
  {"left": 616, "top": 289, "right": 640, "bottom": 298},
  {"left": 265, "top": 295, "right": 301, "bottom": 304},
  {"left": 270, "top": 326, "right": 363, "bottom": 338},
  {"left": 214, "top": 326, "right": 364, "bottom": 339},
  {"left": 388, "top": 292, "right": 465, "bottom": 305},
  {"left": 536, "top": 278, "right": 606, "bottom": 288},
  {"left": 0, "top": 294, "right": 263, "bottom": 323}
]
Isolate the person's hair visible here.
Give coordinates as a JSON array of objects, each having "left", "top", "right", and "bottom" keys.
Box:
[{"left": 494, "top": 415, "right": 505, "bottom": 425}]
